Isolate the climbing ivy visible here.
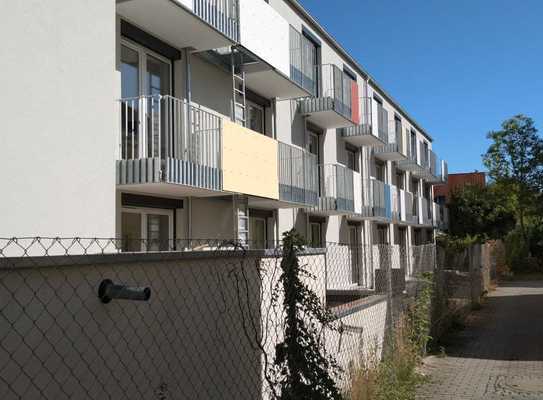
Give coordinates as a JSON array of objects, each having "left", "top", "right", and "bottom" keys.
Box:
[{"left": 272, "top": 229, "right": 342, "bottom": 400}]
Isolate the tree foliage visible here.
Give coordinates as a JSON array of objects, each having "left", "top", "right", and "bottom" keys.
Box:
[
  {"left": 272, "top": 230, "right": 342, "bottom": 400},
  {"left": 447, "top": 184, "right": 515, "bottom": 240},
  {"left": 482, "top": 115, "right": 543, "bottom": 237}
]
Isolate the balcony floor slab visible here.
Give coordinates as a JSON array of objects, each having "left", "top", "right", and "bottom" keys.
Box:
[{"left": 117, "top": 0, "right": 235, "bottom": 52}]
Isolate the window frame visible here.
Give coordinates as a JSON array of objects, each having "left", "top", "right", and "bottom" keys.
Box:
[
  {"left": 121, "top": 206, "right": 174, "bottom": 252},
  {"left": 247, "top": 100, "right": 265, "bottom": 135},
  {"left": 120, "top": 37, "right": 173, "bottom": 98}
]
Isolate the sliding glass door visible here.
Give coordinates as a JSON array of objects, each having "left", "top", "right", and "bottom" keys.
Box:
[{"left": 120, "top": 39, "right": 171, "bottom": 159}]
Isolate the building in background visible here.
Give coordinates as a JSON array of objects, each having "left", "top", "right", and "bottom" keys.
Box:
[
  {"left": 1, "top": 0, "right": 448, "bottom": 286},
  {"left": 434, "top": 172, "right": 486, "bottom": 204}
]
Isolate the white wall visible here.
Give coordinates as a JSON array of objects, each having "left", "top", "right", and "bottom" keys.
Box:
[
  {"left": 0, "top": 0, "right": 117, "bottom": 238},
  {"left": 239, "top": 0, "right": 290, "bottom": 76}
]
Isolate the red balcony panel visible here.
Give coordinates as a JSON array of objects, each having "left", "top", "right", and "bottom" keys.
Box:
[{"left": 351, "top": 81, "right": 360, "bottom": 125}]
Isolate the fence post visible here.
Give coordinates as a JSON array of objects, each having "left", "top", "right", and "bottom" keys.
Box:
[{"left": 469, "top": 244, "right": 482, "bottom": 308}]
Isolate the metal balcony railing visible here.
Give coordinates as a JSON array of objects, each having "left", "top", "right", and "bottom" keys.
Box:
[
  {"left": 419, "top": 197, "right": 432, "bottom": 225},
  {"left": 342, "top": 97, "right": 373, "bottom": 138},
  {"left": 404, "top": 190, "right": 415, "bottom": 223},
  {"left": 193, "top": 0, "right": 239, "bottom": 42},
  {"left": 118, "top": 95, "right": 222, "bottom": 190},
  {"left": 428, "top": 149, "right": 437, "bottom": 177},
  {"left": 362, "top": 179, "right": 392, "bottom": 219},
  {"left": 297, "top": 63, "right": 359, "bottom": 125},
  {"left": 278, "top": 142, "right": 318, "bottom": 206},
  {"left": 377, "top": 104, "right": 389, "bottom": 143},
  {"left": 316, "top": 164, "right": 355, "bottom": 213}
]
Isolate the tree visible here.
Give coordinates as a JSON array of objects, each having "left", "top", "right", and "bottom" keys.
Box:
[
  {"left": 448, "top": 184, "right": 515, "bottom": 239},
  {"left": 483, "top": 115, "right": 543, "bottom": 239}
]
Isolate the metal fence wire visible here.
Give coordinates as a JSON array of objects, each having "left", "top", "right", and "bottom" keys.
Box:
[{"left": 0, "top": 237, "right": 448, "bottom": 399}]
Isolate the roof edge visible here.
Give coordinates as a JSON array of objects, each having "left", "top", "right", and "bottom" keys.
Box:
[{"left": 286, "top": 0, "right": 434, "bottom": 142}]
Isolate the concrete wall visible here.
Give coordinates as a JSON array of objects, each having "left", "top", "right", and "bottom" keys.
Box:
[
  {"left": 0, "top": 253, "right": 263, "bottom": 399},
  {"left": 0, "top": 0, "right": 117, "bottom": 237},
  {"left": 327, "top": 298, "right": 388, "bottom": 389}
]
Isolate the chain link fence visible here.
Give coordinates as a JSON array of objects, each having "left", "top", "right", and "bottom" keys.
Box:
[{"left": 0, "top": 237, "right": 450, "bottom": 399}]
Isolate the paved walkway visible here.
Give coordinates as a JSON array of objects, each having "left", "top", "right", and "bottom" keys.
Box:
[{"left": 417, "top": 280, "right": 543, "bottom": 400}]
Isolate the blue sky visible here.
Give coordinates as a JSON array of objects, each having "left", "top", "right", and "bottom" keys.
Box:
[{"left": 299, "top": 0, "right": 543, "bottom": 173}]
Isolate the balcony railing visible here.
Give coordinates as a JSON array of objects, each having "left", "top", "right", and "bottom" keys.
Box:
[
  {"left": 314, "top": 164, "right": 355, "bottom": 214},
  {"left": 419, "top": 197, "right": 433, "bottom": 226},
  {"left": 403, "top": 190, "right": 415, "bottom": 223},
  {"left": 374, "top": 115, "right": 406, "bottom": 161},
  {"left": 298, "top": 64, "right": 359, "bottom": 128},
  {"left": 433, "top": 202, "right": 449, "bottom": 230},
  {"left": 342, "top": 97, "right": 378, "bottom": 145},
  {"left": 193, "top": 0, "right": 239, "bottom": 42},
  {"left": 392, "top": 186, "right": 415, "bottom": 223},
  {"left": 377, "top": 104, "right": 389, "bottom": 143},
  {"left": 362, "top": 179, "right": 392, "bottom": 220},
  {"left": 278, "top": 142, "right": 318, "bottom": 207},
  {"left": 117, "top": 95, "right": 222, "bottom": 191}
]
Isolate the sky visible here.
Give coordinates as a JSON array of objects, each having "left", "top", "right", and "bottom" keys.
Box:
[{"left": 298, "top": 0, "right": 543, "bottom": 173}]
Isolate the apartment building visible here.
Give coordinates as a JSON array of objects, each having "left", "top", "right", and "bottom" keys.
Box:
[{"left": 1, "top": 0, "right": 447, "bottom": 280}]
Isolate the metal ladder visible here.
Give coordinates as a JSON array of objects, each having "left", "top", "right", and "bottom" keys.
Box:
[
  {"left": 233, "top": 195, "right": 249, "bottom": 246},
  {"left": 231, "top": 48, "right": 246, "bottom": 127}
]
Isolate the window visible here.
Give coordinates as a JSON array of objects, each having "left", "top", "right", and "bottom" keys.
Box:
[
  {"left": 376, "top": 225, "right": 389, "bottom": 244},
  {"left": 394, "top": 116, "right": 402, "bottom": 147},
  {"left": 290, "top": 27, "right": 320, "bottom": 96},
  {"left": 121, "top": 207, "right": 173, "bottom": 252},
  {"left": 411, "top": 178, "right": 419, "bottom": 196},
  {"left": 375, "top": 98, "right": 388, "bottom": 141},
  {"left": 349, "top": 224, "right": 361, "bottom": 284},
  {"left": 249, "top": 216, "right": 267, "bottom": 249},
  {"left": 346, "top": 147, "right": 358, "bottom": 171},
  {"left": 410, "top": 131, "right": 417, "bottom": 160},
  {"left": 413, "top": 229, "right": 422, "bottom": 246},
  {"left": 396, "top": 171, "right": 404, "bottom": 190},
  {"left": 376, "top": 160, "right": 386, "bottom": 182},
  {"left": 308, "top": 131, "right": 320, "bottom": 161},
  {"left": 309, "top": 222, "right": 323, "bottom": 248},
  {"left": 247, "top": 101, "right": 264, "bottom": 134}
]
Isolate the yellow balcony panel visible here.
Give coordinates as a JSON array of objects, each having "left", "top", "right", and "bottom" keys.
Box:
[{"left": 222, "top": 121, "right": 279, "bottom": 200}]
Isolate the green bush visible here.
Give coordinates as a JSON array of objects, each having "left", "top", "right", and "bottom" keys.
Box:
[{"left": 504, "top": 228, "right": 539, "bottom": 272}]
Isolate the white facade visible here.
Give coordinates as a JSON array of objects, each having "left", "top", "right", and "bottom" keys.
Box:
[{"left": 0, "top": 0, "right": 118, "bottom": 238}]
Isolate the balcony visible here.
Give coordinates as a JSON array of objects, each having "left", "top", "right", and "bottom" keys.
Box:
[
  {"left": 433, "top": 202, "right": 449, "bottom": 230},
  {"left": 425, "top": 157, "right": 449, "bottom": 184},
  {"left": 299, "top": 64, "right": 359, "bottom": 129},
  {"left": 359, "top": 179, "right": 392, "bottom": 221},
  {"left": 342, "top": 97, "right": 385, "bottom": 147},
  {"left": 117, "top": 0, "right": 239, "bottom": 52},
  {"left": 373, "top": 113, "right": 407, "bottom": 161},
  {"left": 117, "top": 95, "right": 223, "bottom": 195},
  {"left": 418, "top": 197, "right": 433, "bottom": 226},
  {"left": 230, "top": 3, "right": 310, "bottom": 100},
  {"left": 396, "top": 141, "right": 429, "bottom": 177},
  {"left": 391, "top": 187, "right": 414, "bottom": 224},
  {"left": 310, "top": 164, "right": 355, "bottom": 215},
  {"left": 278, "top": 142, "right": 318, "bottom": 207}
]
